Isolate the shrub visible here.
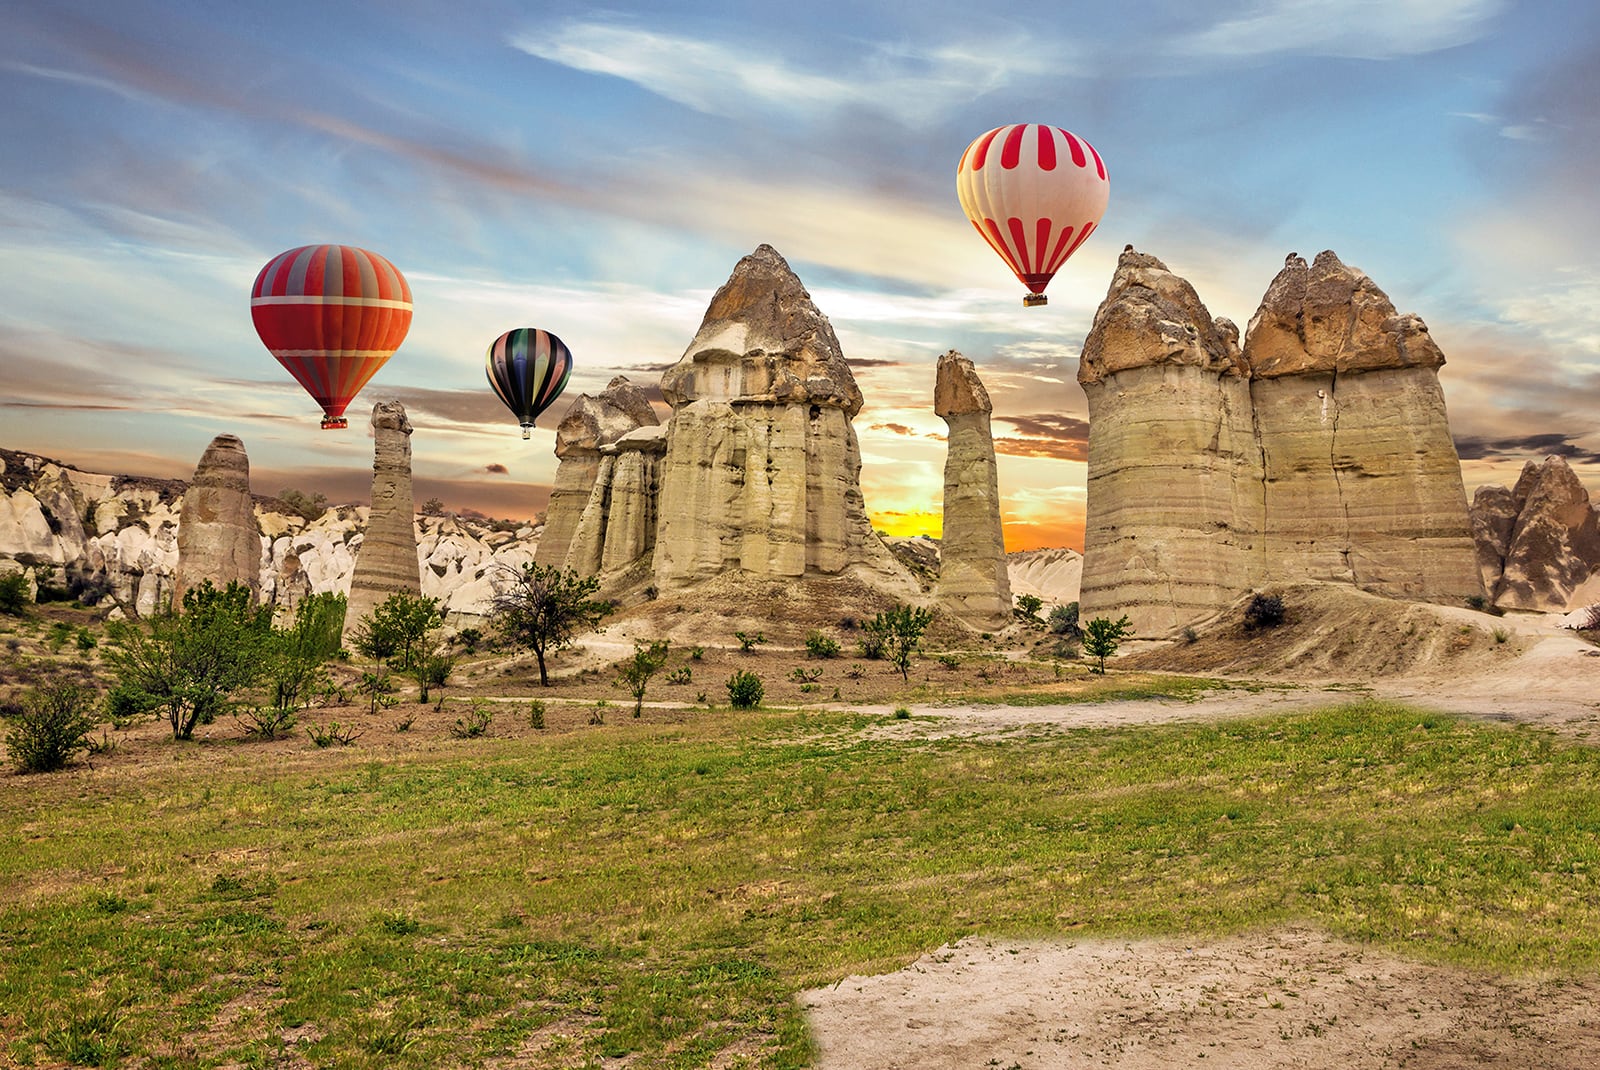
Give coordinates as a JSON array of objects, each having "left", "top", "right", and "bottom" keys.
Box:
[
  {"left": 734, "top": 631, "right": 766, "bottom": 653},
  {"left": 1082, "top": 615, "right": 1134, "bottom": 674},
  {"left": 104, "top": 681, "right": 157, "bottom": 727},
  {"left": 1047, "top": 602, "right": 1080, "bottom": 637},
  {"left": 1244, "top": 593, "right": 1286, "bottom": 630},
  {"left": 6, "top": 681, "right": 99, "bottom": 772},
  {"left": 450, "top": 702, "right": 493, "bottom": 739},
  {"left": 936, "top": 652, "right": 960, "bottom": 669},
  {"left": 0, "top": 571, "right": 30, "bottom": 615},
  {"left": 893, "top": 707, "right": 910, "bottom": 720},
  {"left": 666, "top": 666, "right": 692, "bottom": 685},
  {"left": 235, "top": 706, "right": 298, "bottom": 741},
  {"left": 528, "top": 700, "right": 546, "bottom": 730},
  {"left": 726, "top": 669, "right": 764, "bottom": 709},
  {"left": 455, "top": 627, "right": 482, "bottom": 653},
  {"left": 789, "top": 666, "right": 822, "bottom": 683},
  {"left": 804, "top": 630, "right": 841, "bottom": 658},
  {"left": 306, "top": 721, "right": 362, "bottom": 747},
  {"left": 75, "top": 627, "right": 96, "bottom": 652},
  {"left": 357, "top": 671, "right": 398, "bottom": 716}
]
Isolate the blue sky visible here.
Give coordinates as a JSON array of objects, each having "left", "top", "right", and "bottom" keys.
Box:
[{"left": 3, "top": 0, "right": 1597, "bottom": 549}]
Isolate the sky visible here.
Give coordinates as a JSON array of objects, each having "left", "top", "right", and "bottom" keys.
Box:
[{"left": 3, "top": 0, "right": 1598, "bottom": 552}]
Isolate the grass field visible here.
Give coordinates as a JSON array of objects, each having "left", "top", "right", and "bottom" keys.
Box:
[{"left": 4, "top": 698, "right": 1600, "bottom": 1067}]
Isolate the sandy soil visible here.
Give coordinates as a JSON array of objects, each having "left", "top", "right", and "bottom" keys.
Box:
[{"left": 802, "top": 927, "right": 1600, "bottom": 1068}]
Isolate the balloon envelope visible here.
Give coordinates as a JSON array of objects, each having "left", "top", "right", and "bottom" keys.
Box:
[
  {"left": 251, "top": 244, "right": 412, "bottom": 428},
  {"left": 956, "top": 124, "right": 1109, "bottom": 306},
  {"left": 486, "top": 328, "right": 573, "bottom": 439}
]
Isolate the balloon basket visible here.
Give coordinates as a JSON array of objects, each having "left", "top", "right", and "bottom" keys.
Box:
[
  {"left": 1023, "top": 293, "right": 1048, "bottom": 308},
  {"left": 521, "top": 427, "right": 532, "bottom": 440},
  {"left": 321, "top": 417, "right": 349, "bottom": 430}
]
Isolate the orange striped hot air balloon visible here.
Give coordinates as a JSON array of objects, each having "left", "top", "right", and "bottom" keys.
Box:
[
  {"left": 250, "top": 244, "right": 413, "bottom": 428},
  {"left": 956, "top": 124, "right": 1109, "bottom": 307}
]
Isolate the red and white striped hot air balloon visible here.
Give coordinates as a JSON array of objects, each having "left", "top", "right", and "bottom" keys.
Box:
[
  {"left": 956, "top": 123, "right": 1109, "bottom": 307},
  {"left": 250, "top": 244, "right": 413, "bottom": 429}
]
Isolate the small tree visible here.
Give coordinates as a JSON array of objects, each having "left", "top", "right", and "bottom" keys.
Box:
[
  {"left": 1081, "top": 615, "right": 1133, "bottom": 674},
  {"left": 490, "top": 563, "right": 611, "bottom": 686},
  {"left": 268, "top": 592, "right": 346, "bottom": 713},
  {"left": 726, "top": 669, "right": 764, "bottom": 709},
  {"left": 1014, "top": 594, "right": 1044, "bottom": 624},
  {"left": 350, "top": 593, "right": 442, "bottom": 673},
  {"left": 868, "top": 604, "right": 935, "bottom": 682},
  {"left": 616, "top": 639, "right": 671, "bottom": 718},
  {"left": 105, "top": 580, "right": 275, "bottom": 740},
  {"left": 6, "top": 680, "right": 99, "bottom": 772},
  {"left": 413, "top": 651, "right": 455, "bottom": 706}
]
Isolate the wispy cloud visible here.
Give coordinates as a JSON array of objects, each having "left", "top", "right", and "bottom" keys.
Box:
[
  {"left": 1179, "top": 0, "right": 1504, "bottom": 60},
  {"left": 509, "top": 19, "right": 1063, "bottom": 124}
]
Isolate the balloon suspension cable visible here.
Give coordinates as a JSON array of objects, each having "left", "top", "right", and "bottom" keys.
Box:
[
  {"left": 521, "top": 426, "right": 532, "bottom": 440},
  {"left": 1023, "top": 293, "right": 1048, "bottom": 308},
  {"left": 321, "top": 417, "right": 349, "bottom": 430}
]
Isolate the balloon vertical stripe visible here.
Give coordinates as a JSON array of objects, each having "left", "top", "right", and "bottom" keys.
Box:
[{"left": 956, "top": 123, "right": 1110, "bottom": 304}]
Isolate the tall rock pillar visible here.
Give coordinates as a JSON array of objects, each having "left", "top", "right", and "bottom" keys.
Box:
[
  {"left": 174, "top": 434, "right": 260, "bottom": 608},
  {"left": 344, "top": 401, "right": 421, "bottom": 642},
  {"left": 934, "top": 351, "right": 1011, "bottom": 625},
  {"left": 1077, "top": 249, "right": 1261, "bottom": 636},
  {"left": 1242, "top": 251, "right": 1484, "bottom": 604},
  {"left": 536, "top": 377, "right": 658, "bottom": 570}
]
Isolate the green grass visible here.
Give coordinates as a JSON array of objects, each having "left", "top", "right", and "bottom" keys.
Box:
[{"left": 4, "top": 700, "right": 1600, "bottom": 1066}]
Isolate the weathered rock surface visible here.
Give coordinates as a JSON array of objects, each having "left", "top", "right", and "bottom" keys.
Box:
[
  {"left": 1472, "top": 457, "right": 1600, "bottom": 611},
  {"left": 1006, "top": 547, "right": 1083, "bottom": 608},
  {"left": 537, "top": 377, "right": 658, "bottom": 569},
  {"left": 174, "top": 435, "right": 260, "bottom": 607},
  {"left": 1078, "top": 248, "right": 1483, "bottom": 635},
  {"left": 934, "top": 351, "right": 1011, "bottom": 625},
  {"left": 1078, "top": 249, "right": 1262, "bottom": 635},
  {"left": 650, "top": 245, "right": 915, "bottom": 595},
  {"left": 343, "top": 402, "right": 422, "bottom": 642},
  {"left": 566, "top": 425, "right": 668, "bottom": 589}
]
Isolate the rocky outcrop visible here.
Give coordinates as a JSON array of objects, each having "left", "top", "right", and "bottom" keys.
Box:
[
  {"left": 1078, "top": 248, "right": 1483, "bottom": 635},
  {"left": 1472, "top": 457, "right": 1600, "bottom": 611},
  {"left": 343, "top": 401, "right": 422, "bottom": 641},
  {"left": 1243, "top": 252, "right": 1480, "bottom": 604},
  {"left": 173, "top": 435, "right": 260, "bottom": 607},
  {"left": 537, "top": 377, "right": 658, "bottom": 569},
  {"left": 566, "top": 425, "right": 668, "bottom": 588},
  {"left": 1007, "top": 547, "right": 1083, "bottom": 609},
  {"left": 650, "top": 245, "right": 915, "bottom": 594},
  {"left": 1078, "top": 249, "right": 1261, "bottom": 635},
  {"left": 934, "top": 351, "right": 1011, "bottom": 625}
]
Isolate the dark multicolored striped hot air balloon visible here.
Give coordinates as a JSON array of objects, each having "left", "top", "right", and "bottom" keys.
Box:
[
  {"left": 956, "top": 124, "right": 1110, "bottom": 307},
  {"left": 251, "top": 244, "right": 413, "bottom": 429},
  {"left": 486, "top": 328, "right": 573, "bottom": 439}
]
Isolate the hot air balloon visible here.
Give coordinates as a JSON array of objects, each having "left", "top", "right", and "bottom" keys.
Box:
[
  {"left": 250, "top": 244, "right": 413, "bottom": 429},
  {"left": 486, "top": 328, "right": 573, "bottom": 439},
  {"left": 956, "top": 124, "right": 1109, "bottom": 307}
]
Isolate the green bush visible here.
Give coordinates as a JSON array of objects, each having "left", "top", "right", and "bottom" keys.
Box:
[
  {"left": 6, "top": 681, "right": 99, "bottom": 773},
  {"left": 726, "top": 670, "right": 764, "bottom": 709},
  {"left": 1014, "top": 594, "right": 1044, "bottom": 624},
  {"left": 0, "top": 571, "right": 31, "bottom": 615},
  {"left": 1244, "top": 593, "right": 1285, "bottom": 630},
  {"left": 734, "top": 631, "right": 766, "bottom": 653},
  {"left": 1047, "top": 602, "right": 1080, "bottom": 636},
  {"left": 451, "top": 702, "right": 493, "bottom": 739},
  {"left": 528, "top": 700, "right": 546, "bottom": 730},
  {"left": 804, "top": 630, "right": 841, "bottom": 658}
]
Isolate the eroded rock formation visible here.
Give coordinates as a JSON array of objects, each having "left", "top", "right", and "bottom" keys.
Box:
[
  {"left": 1079, "top": 248, "right": 1483, "bottom": 635},
  {"left": 934, "top": 351, "right": 1011, "bottom": 624},
  {"left": 649, "top": 245, "right": 913, "bottom": 594},
  {"left": 1472, "top": 457, "right": 1600, "bottom": 611},
  {"left": 173, "top": 435, "right": 260, "bottom": 607},
  {"left": 343, "top": 401, "right": 421, "bottom": 641},
  {"left": 537, "top": 377, "right": 658, "bottom": 569}
]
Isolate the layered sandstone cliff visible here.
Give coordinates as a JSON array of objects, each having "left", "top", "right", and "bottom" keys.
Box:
[
  {"left": 537, "top": 377, "right": 658, "bottom": 569},
  {"left": 934, "top": 351, "right": 1011, "bottom": 625},
  {"left": 649, "top": 245, "right": 914, "bottom": 594},
  {"left": 1079, "top": 248, "right": 1483, "bottom": 635}
]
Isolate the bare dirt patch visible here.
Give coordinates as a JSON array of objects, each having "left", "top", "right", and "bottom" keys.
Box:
[{"left": 803, "top": 927, "right": 1600, "bottom": 1069}]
